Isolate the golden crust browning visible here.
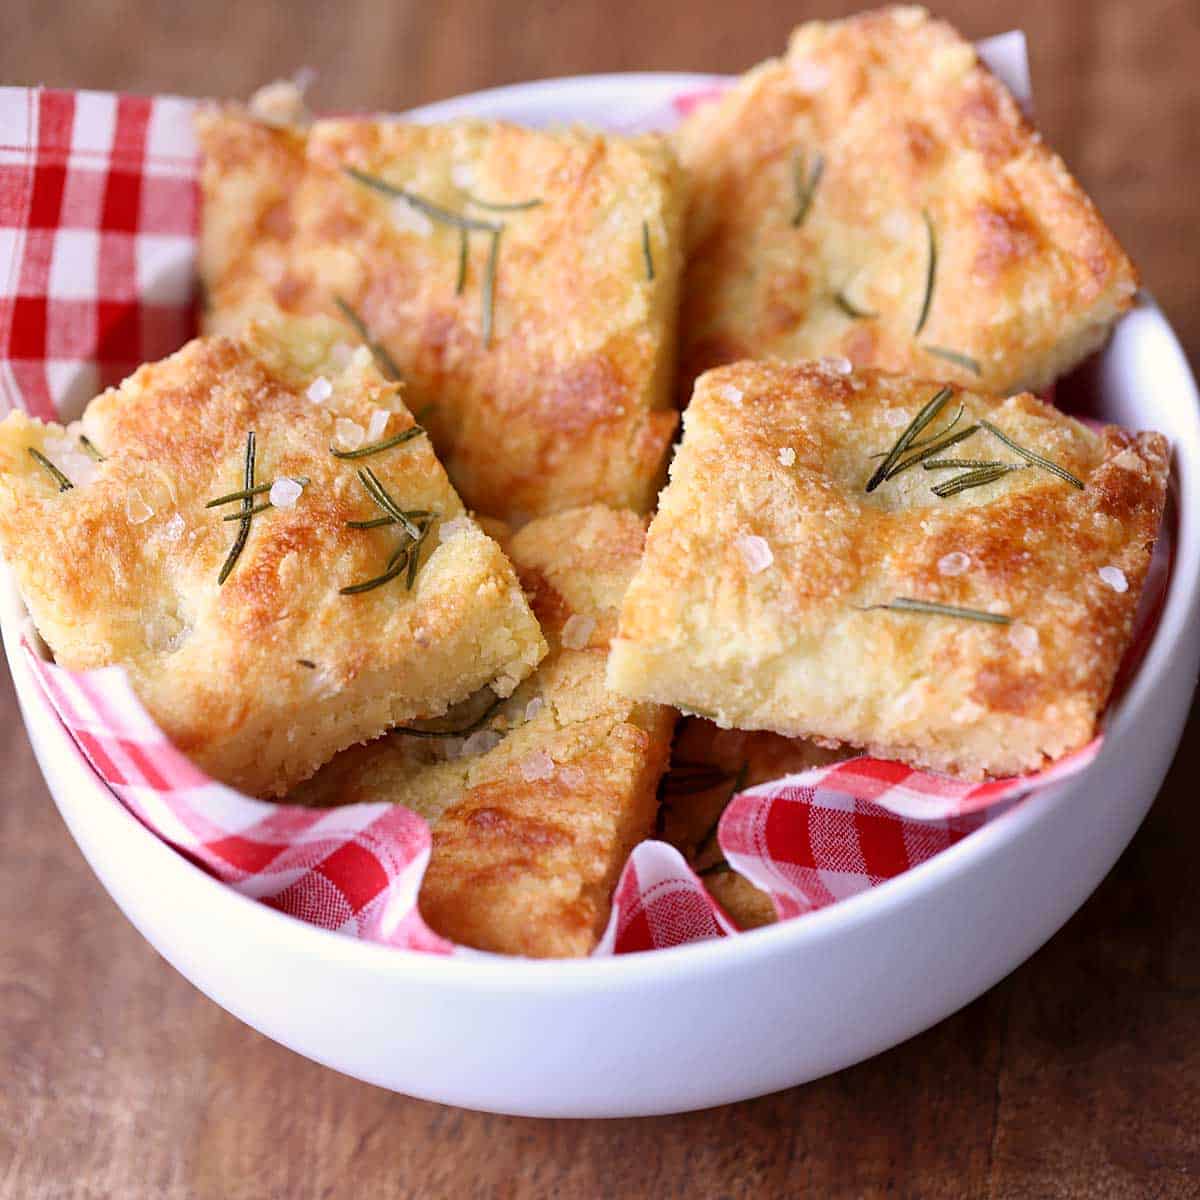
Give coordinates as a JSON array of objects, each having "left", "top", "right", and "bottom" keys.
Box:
[
  {"left": 292, "top": 506, "right": 676, "bottom": 957},
  {"left": 197, "top": 110, "right": 685, "bottom": 521},
  {"left": 675, "top": 6, "right": 1138, "bottom": 395},
  {"left": 608, "top": 359, "right": 1169, "bottom": 779},
  {"left": 0, "top": 317, "right": 546, "bottom": 797}
]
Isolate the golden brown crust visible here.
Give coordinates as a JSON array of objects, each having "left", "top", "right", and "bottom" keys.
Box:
[
  {"left": 660, "top": 718, "right": 849, "bottom": 929},
  {"left": 675, "top": 6, "right": 1138, "bottom": 396},
  {"left": 196, "top": 110, "right": 685, "bottom": 522},
  {"left": 292, "top": 506, "right": 677, "bottom": 957},
  {"left": 608, "top": 359, "right": 1169, "bottom": 779},
  {"left": 0, "top": 317, "right": 546, "bottom": 797}
]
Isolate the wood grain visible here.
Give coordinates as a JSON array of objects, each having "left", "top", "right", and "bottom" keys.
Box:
[{"left": 2, "top": 2, "right": 1198, "bottom": 1196}]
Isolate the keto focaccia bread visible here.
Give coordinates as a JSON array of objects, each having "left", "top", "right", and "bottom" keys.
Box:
[
  {"left": 0, "top": 317, "right": 546, "bottom": 798},
  {"left": 292, "top": 505, "right": 676, "bottom": 957},
  {"left": 660, "top": 719, "right": 848, "bottom": 930},
  {"left": 675, "top": 6, "right": 1138, "bottom": 395},
  {"left": 196, "top": 107, "right": 685, "bottom": 522},
  {"left": 608, "top": 360, "right": 1169, "bottom": 780}
]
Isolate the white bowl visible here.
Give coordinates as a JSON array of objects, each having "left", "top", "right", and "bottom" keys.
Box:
[{"left": 4, "top": 75, "right": 1199, "bottom": 1118}]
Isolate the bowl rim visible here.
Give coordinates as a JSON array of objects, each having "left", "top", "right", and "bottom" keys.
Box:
[{"left": 5, "top": 71, "right": 1199, "bottom": 988}]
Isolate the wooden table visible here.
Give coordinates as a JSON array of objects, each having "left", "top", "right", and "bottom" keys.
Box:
[{"left": 2, "top": 2, "right": 1198, "bottom": 1195}]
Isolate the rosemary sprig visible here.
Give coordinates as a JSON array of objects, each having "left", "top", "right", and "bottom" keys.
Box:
[
  {"left": 77, "top": 434, "right": 105, "bottom": 462},
  {"left": 482, "top": 227, "right": 501, "bottom": 348},
  {"left": 217, "top": 431, "right": 256, "bottom": 586},
  {"left": 397, "top": 694, "right": 503, "bottom": 739},
  {"left": 883, "top": 423, "right": 980, "bottom": 481},
  {"left": 914, "top": 209, "right": 936, "bottom": 336},
  {"left": 868, "top": 404, "right": 965, "bottom": 460},
  {"left": 924, "top": 345, "right": 981, "bottom": 375},
  {"left": 346, "top": 509, "right": 433, "bottom": 530},
  {"left": 979, "top": 420, "right": 1085, "bottom": 490},
  {"left": 641, "top": 220, "right": 655, "bottom": 281},
  {"left": 462, "top": 192, "right": 542, "bottom": 212},
  {"left": 932, "top": 464, "right": 1025, "bottom": 498},
  {"left": 455, "top": 229, "right": 469, "bottom": 295},
  {"left": 333, "top": 295, "right": 405, "bottom": 383},
  {"left": 791, "top": 149, "right": 825, "bottom": 227},
  {"left": 865, "top": 386, "right": 954, "bottom": 492},
  {"left": 27, "top": 447, "right": 73, "bottom": 491},
  {"left": 354, "top": 466, "right": 424, "bottom": 540},
  {"left": 206, "top": 476, "right": 310, "bottom": 508},
  {"left": 338, "top": 543, "right": 412, "bottom": 595},
  {"left": 344, "top": 167, "right": 502, "bottom": 233},
  {"left": 834, "top": 290, "right": 878, "bottom": 320},
  {"left": 222, "top": 501, "right": 272, "bottom": 520},
  {"left": 923, "top": 458, "right": 1009, "bottom": 471},
  {"left": 859, "top": 597, "right": 1011, "bottom": 625},
  {"left": 330, "top": 427, "right": 425, "bottom": 460}
]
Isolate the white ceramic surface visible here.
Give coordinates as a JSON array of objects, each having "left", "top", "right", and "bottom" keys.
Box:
[{"left": 4, "top": 75, "right": 1199, "bottom": 1119}]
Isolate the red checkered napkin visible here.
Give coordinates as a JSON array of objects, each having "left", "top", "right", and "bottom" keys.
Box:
[{"left": 0, "top": 82, "right": 1162, "bottom": 960}]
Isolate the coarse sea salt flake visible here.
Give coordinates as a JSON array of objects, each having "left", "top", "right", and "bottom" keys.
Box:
[
  {"left": 937, "top": 551, "right": 970, "bottom": 577},
  {"left": 884, "top": 407, "right": 910, "bottom": 427},
  {"left": 269, "top": 477, "right": 303, "bottom": 508},
  {"left": 561, "top": 614, "right": 596, "bottom": 650},
  {"left": 306, "top": 375, "right": 332, "bottom": 404},
  {"left": 717, "top": 384, "right": 743, "bottom": 404},
  {"left": 735, "top": 534, "right": 773, "bottom": 574},
  {"left": 333, "top": 418, "right": 364, "bottom": 451},
  {"left": 1008, "top": 622, "right": 1040, "bottom": 657},
  {"left": 820, "top": 355, "right": 853, "bottom": 376},
  {"left": 519, "top": 750, "right": 556, "bottom": 782},
  {"left": 125, "top": 489, "right": 153, "bottom": 525},
  {"left": 438, "top": 515, "right": 474, "bottom": 543},
  {"left": 163, "top": 513, "right": 186, "bottom": 542},
  {"left": 1098, "top": 565, "right": 1128, "bottom": 593},
  {"left": 559, "top": 766, "right": 586, "bottom": 788},
  {"left": 778, "top": 446, "right": 796, "bottom": 466},
  {"left": 366, "top": 409, "right": 389, "bottom": 442},
  {"left": 524, "top": 696, "right": 545, "bottom": 722}
]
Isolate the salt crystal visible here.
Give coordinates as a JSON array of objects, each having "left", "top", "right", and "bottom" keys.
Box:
[
  {"left": 390, "top": 198, "right": 434, "bottom": 237},
  {"left": 717, "top": 384, "right": 743, "bottom": 404},
  {"left": 269, "top": 477, "right": 303, "bottom": 508},
  {"left": 366, "top": 409, "right": 389, "bottom": 442},
  {"left": 937, "top": 551, "right": 971, "bottom": 577},
  {"left": 125, "top": 489, "right": 153, "bottom": 525},
  {"left": 791, "top": 58, "right": 831, "bottom": 94},
  {"left": 1098, "top": 565, "right": 1128, "bottom": 593},
  {"left": 559, "top": 765, "right": 586, "bottom": 788},
  {"left": 162, "top": 513, "right": 186, "bottom": 542},
  {"left": 1008, "top": 622, "right": 1040, "bottom": 657},
  {"left": 820, "top": 355, "right": 853, "bottom": 376},
  {"left": 561, "top": 614, "right": 596, "bottom": 650},
  {"left": 884, "top": 407, "right": 910, "bottom": 428},
  {"left": 519, "top": 750, "right": 556, "bottom": 782},
  {"left": 735, "top": 534, "right": 773, "bottom": 575},
  {"left": 306, "top": 376, "right": 332, "bottom": 404},
  {"left": 460, "top": 729, "right": 503, "bottom": 758},
  {"left": 524, "top": 696, "right": 545, "bottom": 722},
  {"left": 333, "top": 418, "right": 365, "bottom": 451},
  {"left": 438, "top": 515, "right": 474, "bottom": 543},
  {"left": 778, "top": 446, "right": 796, "bottom": 466}
]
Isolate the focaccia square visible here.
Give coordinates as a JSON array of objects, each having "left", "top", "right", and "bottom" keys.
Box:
[
  {"left": 197, "top": 105, "right": 685, "bottom": 522},
  {"left": 608, "top": 360, "right": 1169, "bottom": 779},
  {"left": 675, "top": 6, "right": 1138, "bottom": 396},
  {"left": 292, "top": 505, "right": 676, "bottom": 957},
  {"left": 661, "top": 719, "right": 848, "bottom": 930},
  {"left": 0, "top": 316, "right": 546, "bottom": 798}
]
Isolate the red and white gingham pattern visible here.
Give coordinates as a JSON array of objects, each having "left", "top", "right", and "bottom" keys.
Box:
[{"left": 0, "top": 83, "right": 1163, "bottom": 959}]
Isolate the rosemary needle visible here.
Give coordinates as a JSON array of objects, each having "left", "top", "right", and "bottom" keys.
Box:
[
  {"left": 834, "top": 291, "right": 878, "bottom": 320},
  {"left": 859, "top": 598, "right": 1011, "bottom": 625},
  {"left": 482, "top": 227, "right": 501, "bottom": 348},
  {"left": 330, "top": 427, "right": 425, "bottom": 459},
  {"left": 914, "top": 209, "right": 937, "bottom": 337},
  {"left": 932, "top": 464, "right": 1025, "bottom": 497},
  {"left": 868, "top": 404, "right": 965, "bottom": 460},
  {"left": 333, "top": 295, "right": 405, "bottom": 383},
  {"left": 77, "top": 434, "right": 105, "bottom": 462},
  {"left": 641, "top": 220, "right": 655, "bottom": 281},
  {"left": 455, "top": 228, "right": 469, "bottom": 295},
  {"left": 791, "top": 149, "right": 825, "bottom": 227},
  {"left": 217, "top": 431, "right": 256, "bottom": 586},
  {"left": 27, "top": 447, "right": 73, "bottom": 491},
  {"left": 979, "top": 420, "right": 1085, "bottom": 490},
  {"left": 883, "top": 424, "right": 980, "bottom": 481},
  {"left": 206, "top": 476, "right": 310, "bottom": 508},
  {"left": 355, "top": 467, "right": 423, "bottom": 540},
  {"left": 923, "top": 458, "right": 1009, "bottom": 471},
  {"left": 461, "top": 192, "right": 543, "bottom": 212},
  {"left": 222, "top": 501, "right": 272, "bottom": 521},
  {"left": 865, "top": 386, "right": 954, "bottom": 492},
  {"left": 343, "top": 167, "right": 501, "bottom": 233},
  {"left": 924, "top": 345, "right": 981, "bottom": 375}
]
